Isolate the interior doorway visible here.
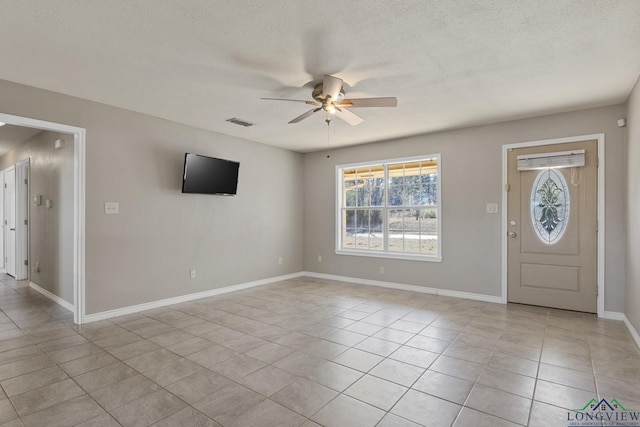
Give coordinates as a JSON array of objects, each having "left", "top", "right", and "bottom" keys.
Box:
[{"left": 0, "top": 113, "right": 86, "bottom": 324}]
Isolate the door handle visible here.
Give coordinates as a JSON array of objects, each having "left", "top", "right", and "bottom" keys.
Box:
[
  {"left": 508, "top": 231, "right": 517, "bottom": 238},
  {"left": 9, "top": 228, "right": 15, "bottom": 231}
]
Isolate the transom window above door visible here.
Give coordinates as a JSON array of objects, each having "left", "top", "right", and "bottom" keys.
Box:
[{"left": 336, "top": 155, "right": 441, "bottom": 262}]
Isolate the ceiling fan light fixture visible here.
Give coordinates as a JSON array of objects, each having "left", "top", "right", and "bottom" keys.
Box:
[
  {"left": 263, "top": 75, "right": 397, "bottom": 126},
  {"left": 325, "top": 110, "right": 333, "bottom": 124}
]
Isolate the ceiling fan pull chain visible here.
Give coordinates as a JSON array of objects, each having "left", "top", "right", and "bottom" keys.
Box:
[{"left": 326, "top": 120, "right": 331, "bottom": 158}]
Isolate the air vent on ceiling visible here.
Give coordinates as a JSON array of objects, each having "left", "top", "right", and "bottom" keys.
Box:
[{"left": 226, "top": 118, "right": 255, "bottom": 127}]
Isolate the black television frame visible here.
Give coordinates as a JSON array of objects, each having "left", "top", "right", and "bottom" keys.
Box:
[{"left": 181, "top": 153, "right": 240, "bottom": 196}]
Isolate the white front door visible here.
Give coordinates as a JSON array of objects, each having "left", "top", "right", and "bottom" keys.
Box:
[
  {"left": 4, "top": 167, "right": 16, "bottom": 278},
  {"left": 507, "top": 139, "right": 598, "bottom": 313}
]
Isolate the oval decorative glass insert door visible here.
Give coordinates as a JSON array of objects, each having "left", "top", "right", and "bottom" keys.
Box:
[{"left": 530, "top": 168, "right": 570, "bottom": 244}]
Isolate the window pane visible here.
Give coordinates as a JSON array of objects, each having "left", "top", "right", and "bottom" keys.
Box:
[
  {"left": 403, "top": 209, "right": 421, "bottom": 253},
  {"left": 369, "top": 209, "right": 383, "bottom": 251},
  {"left": 355, "top": 209, "right": 369, "bottom": 231},
  {"left": 369, "top": 181, "right": 385, "bottom": 206},
  {"left": 388, "top": 209, "right": 403, "bottom": 252},
  {"left": 370, "top": 209, "right": 383, "bottom": 231},
  {"left": 403, "top": 184, "right": 425, "bottom": 206},
  {"left": 344, "top": 209, "right": 356, "bottom": 228},
  {"left": 418, "top": 207, "right": 438, "bottom": 254},
  {"left": 355, "top": 209, "right": 369, "bottom": 249},
  {"left": 345, "top": 188, "right": 356, "bottom": 207},
  {"left": 343, "top": 229, "right": 356, "bottom": 248},
  {"left": 388, "top": 185, "right": 403, "bottom": 206},
  {"left": 388, "top": 234, "right": 404, "bottom": 252},
  {"left": 355, "top": 233, "right": 370, "bottom": 249},
  {"left": 339, "top": 157, "right": 439, "bottom": 258},
  {"left": 356, "top": 186, "right": 370, "bottom": 207}
]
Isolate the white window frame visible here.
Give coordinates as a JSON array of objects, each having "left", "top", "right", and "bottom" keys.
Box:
[{"left": 335, "top": 154, "right": 442, "bottom": 262}]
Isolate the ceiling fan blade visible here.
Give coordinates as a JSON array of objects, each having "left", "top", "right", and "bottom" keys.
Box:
[
  {"left": 262, "top": 98, "right": 321, "bottom": 106},
  {"left": 338, "top": 97, "right": 398, "bottom": 108},
  {"left": 288, "top": 108, "right": 321, "bottom": 124},
  {"left": 334, "top": 108, "right": 364, "bottom": 126},
  {"left": 322, "top": 75, "right": 343, "bottom": 101}
]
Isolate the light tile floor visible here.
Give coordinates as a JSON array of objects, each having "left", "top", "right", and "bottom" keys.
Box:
[{"left": 0, "top": 274, "right": 639, "bottom": 426}]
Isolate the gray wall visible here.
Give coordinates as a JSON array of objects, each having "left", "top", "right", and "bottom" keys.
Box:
[
  {"left": 626, "top": 75, "right": 640, "bottom": 333},
  {"left": 303, "top": 105, "right": 627, "bottom": 312},
  {"left": 0, "top": 79, "right": 304, "bottom": 315},
  {"left": 0, "top": 131, "right": 75, "bottom": 304}
]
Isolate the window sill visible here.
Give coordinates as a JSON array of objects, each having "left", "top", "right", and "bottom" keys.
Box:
[{"left": 335, "top": 249, "right": 442, "bottom": 262}]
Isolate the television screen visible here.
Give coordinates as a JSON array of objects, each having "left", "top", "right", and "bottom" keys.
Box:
[{"left": 182, "top": 153, "right": 239, "bottom": 195}]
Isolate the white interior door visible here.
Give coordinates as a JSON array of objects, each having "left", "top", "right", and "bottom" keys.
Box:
[{"left": 4, "top": 167, "right": 16, "bottom": 277}]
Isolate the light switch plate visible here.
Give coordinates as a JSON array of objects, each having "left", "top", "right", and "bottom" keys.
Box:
[
  {"left": 486, "top": 203, "right": 499, "bottom": 214},
  {"left": 105, "top": 202, "right": 119, "bottom": 214}
]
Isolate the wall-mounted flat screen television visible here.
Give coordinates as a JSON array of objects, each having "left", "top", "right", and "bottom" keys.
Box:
[{"left": 181, "top": 153, "right": 240, "bottom": 195}]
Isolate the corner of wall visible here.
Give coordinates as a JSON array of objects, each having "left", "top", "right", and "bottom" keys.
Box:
[{"left": 625, "top": 72, "right": 640, "bottom": 337}]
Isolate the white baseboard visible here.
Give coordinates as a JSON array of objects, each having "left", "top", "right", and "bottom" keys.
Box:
[
  {"left": 302, "top": 271, "right": 503, "bottom": 304},
  {"left": 603, "top": 311, "right": 626, "bottom": 321},
  {"left": 29, "top": 282, "right": 74, "bottom": 312},
  {"left": 82, "top": 272, "right": 305, "bottom": 324},
  {"left": 82, "top": 268, "right": 637, "bottom": 350},
  {"left": 603, "top": 311, "right": 640, "bottom": 350},
  {"left": 623, "top": 315, "right": 640, "bottom": 350}
]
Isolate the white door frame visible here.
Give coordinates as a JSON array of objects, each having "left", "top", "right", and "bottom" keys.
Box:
[
  {"left": 0, "top": 113, "right": 86, "bottom": 324},
  {"left": 4, "top": 166, "right": 16, "bottom": 278},
  {"left": 501, "top": 133, "right": 605, "bottom": 317},
  {"left": 0, "top": 170, "right": 4, "bottom": 272},
  {"left": 15, "top": 159, "right": 29, "bottom": 280}
]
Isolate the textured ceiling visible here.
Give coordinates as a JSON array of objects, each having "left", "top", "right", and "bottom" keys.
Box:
[{"left": 1, "top": 1, "right": 639, "bottom": 152}]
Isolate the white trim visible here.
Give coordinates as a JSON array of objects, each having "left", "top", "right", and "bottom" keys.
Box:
[
  {"left": 82, "top": 272, "right": 305, "bottom": 323},
  {"left": 303, "top": 271, "right": 503, "bottom": 304},
  {"left": 603, "top": 312, "right": 640, "bottom": 350},
  {"left": 335, "top": 249, "right": 442, "bottom": 263},
  {"left": 74, "top": 129, "right": 86, "bottom": 324},
  {"left": 501, "top": 134, "right": 605, "bottom": 316},
  {"left": 603, "top": 311, "right": 626, "bottom": 321},
  {"left": 0, "top": 170, "right": 4, "bottom": 271},
  {"left": 623, "top": 315, "right": 640, "bottom": 351},
  {"left": 0, "top": 113, "right": 86, "bottom": 324},
  {"left": 335, "top": 154, "right": 442, "bottom": 261},
  {"left": 15, "top": 159, "right": 29, "bottom": 280},
  {"left": 29, "top": 282, "right": 74, "bottom": 312}
]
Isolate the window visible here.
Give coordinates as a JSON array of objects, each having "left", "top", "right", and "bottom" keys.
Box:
[{"left": 336, "top": 155, "right": 441, "bottom": 261}]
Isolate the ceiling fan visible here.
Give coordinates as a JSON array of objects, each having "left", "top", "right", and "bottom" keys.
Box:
[{"left": 262, "top": 75, "right": 397, "bottom": 126}]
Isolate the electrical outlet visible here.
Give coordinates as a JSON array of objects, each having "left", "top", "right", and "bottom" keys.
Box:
[
  {"left": 105, "top": 202, "right": 119, "bottom": 214},
  {"left": 486, "top": 203, "right": 499, "bottom": 214},
  {"left": 278, "top": 257, "right": 283, "bottom": 265},
  {"left": 379, "top": 266, "right": 385, "bottom": 274},
  {"left": 318, "top": 255, "right": 322, "bottom": 262},
  {"left": 190, "top": 269, "right": 196, "bottom": 279}
]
